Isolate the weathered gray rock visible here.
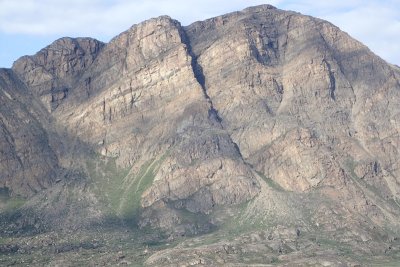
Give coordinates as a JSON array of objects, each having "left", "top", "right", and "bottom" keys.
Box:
[
  {"left": 13, "top": 37, "right": 104, "bottom": 112},
  {"left": 185, "top": 5, "right": 400, "bottom": 224},
  {"left": 0, "top": 69, "right": 58, "bottom": 197},
  {"left": 1, "top": 4, "right": 400, "bottom": 265}
]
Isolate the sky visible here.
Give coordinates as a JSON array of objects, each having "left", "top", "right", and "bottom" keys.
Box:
[{"left": 0, "top": 0, "right": 399, "bottom": 68}]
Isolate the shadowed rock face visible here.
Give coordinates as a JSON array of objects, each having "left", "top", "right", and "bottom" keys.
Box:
[
  {"left": 12, "top": 37, "right": 104, "bottom": 112},
  {"left": 6, "top": 16, "right": 261, "bottom": 230},
  {"left": 0, "top": 69, "right": 58, "bottom": 197},
  {"left": 185, "top": 5, "right": 400, "bottom": 213},
  {"left": 1, "top": 5, "right": 400, "bottom": 264}
]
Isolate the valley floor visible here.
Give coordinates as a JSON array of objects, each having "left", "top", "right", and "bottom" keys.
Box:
[{"left": 1, "top": 224, "right": 400, "bottom": 266}]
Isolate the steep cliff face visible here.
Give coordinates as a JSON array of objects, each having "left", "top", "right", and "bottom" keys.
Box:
[
  {"left": 8, "top": 16, "right": 260, "bottom": 231},
  {"left": 12, "top": 37, "right": 104, "bottom": 112},
  {"left": 1, "top": 4, "right": 400, "bottom": 266},
  {"left": 0, "top": 69, "right": 58, "bottom": 197},
  {"left": 61, "top": 16, "right": 260, "bottom": 230},
  {"left": 185, "top": 4, "right": 400, "bottom": 224}
]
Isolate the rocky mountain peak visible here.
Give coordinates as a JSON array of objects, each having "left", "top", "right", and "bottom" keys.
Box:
[
  {"left": 12, "top": 37, "right": 104, "bottom": 111},
  {"left": 1, "top": 5, "right": 400, "bottom": 266},
  {"left": 242, "top": 4, "right": 278, "bottom": 12}
]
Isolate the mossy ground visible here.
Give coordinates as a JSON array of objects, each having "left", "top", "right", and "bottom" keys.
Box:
[
  {"left": 86, "top": 151, "right": 169, "bottom": 226},
  {"left": 0, "top": 188, "right": 26, "bottom": 216}
]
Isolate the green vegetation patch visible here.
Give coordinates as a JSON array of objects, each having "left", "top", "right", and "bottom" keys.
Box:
[
  {"left": 118, "top": 159, "right": 158, "bottom": 224},
  {"left": 86, "top": 156, "right": 130, "bottom": 212},
  {"left": 0, "top": 187, "right": 26, "bottom": 214},
  {"left": 86, "top": 151, "right": 169, "bottom": 226}
]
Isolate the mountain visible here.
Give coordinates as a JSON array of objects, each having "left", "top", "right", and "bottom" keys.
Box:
[{"left": 1, "top": 4, "right": 400, "bottom": 266}]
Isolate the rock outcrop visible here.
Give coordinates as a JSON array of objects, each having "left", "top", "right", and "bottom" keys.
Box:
[
  {"left": 0, "top": 69, "right": 58, "bottom": 197},
  {"left": 185, "top": 4, "right": 400, "bottom": 222},
  {"left": 12, "top": 37, "right": 104, "bottom": 112},
  {"left": 1, "top": 4, "right": 400, "bottom": 266}
]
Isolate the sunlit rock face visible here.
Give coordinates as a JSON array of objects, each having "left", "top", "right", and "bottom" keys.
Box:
[{"left": 1, "top": 6, "right": 400, "bottom": 265}]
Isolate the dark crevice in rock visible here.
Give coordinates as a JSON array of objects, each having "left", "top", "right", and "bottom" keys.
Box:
[
  {"left": 318, "top": 32, "right": 341, "bottom": 101},
  {"left": 180, "top": 26, "right": 251, "bottom": 165},
  {"left": 179, "top": 28, "right": 222, "bottom": 124},
  {"left": 323, "top": 59, "right": 336, "bottom": 100},
  {"left": 180, "top": 27, "right": 247, "bottom": 160},
  {"left": 282, "top": 15, "right": 292, "bottom": 60},
  {"left": 232, "top": 142, "right": 244, "bottom": 160}
]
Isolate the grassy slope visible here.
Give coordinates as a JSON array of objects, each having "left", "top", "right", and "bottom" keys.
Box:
[
  {"left": 0, "top": 188, "right": 26, "bottom": 216},
  {"left": 86, "top": 151, "right": 169, "bottom": 226}
]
